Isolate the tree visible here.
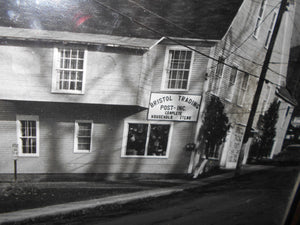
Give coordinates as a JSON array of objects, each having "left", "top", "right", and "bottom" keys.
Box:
[
  {"left": 193, "top": 96, "right": 230, "bottom": 178},
  {"left": 258, "top": 99, "right": 280, "bottom": 158}
]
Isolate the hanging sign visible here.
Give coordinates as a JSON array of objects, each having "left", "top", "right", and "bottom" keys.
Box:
[
  {"left": 148, "top": 93, "right": 201, "bottom": 122},
  {"left": 12, "top": 143, "right": 18, "bottom": 159}
]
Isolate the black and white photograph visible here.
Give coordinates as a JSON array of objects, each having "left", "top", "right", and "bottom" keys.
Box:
[{"left": 0, "top": 0, "right": 299, "bottom": 224}]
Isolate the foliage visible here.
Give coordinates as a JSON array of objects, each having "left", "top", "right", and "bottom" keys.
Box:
[
  {"left": 257, "top": 99, "right": 280, "bottom": 158},
  {"left": 198, "top": 96, "right": 230, "bottom": 158}
]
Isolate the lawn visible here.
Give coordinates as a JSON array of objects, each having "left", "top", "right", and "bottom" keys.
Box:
[{"left": 0, "top": 183, "right": 138, "bottom": 213}]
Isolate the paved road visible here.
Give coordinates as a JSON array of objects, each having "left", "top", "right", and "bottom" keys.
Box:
[{"left": 72, "top": 166, "right": 299, "bottom": 225}]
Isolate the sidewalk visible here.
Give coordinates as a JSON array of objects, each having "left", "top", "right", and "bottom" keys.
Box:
[{"left": 0, "top": 165, "right": 273, "bottom": 225}]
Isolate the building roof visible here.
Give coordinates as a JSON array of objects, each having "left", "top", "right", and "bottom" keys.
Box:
[
  {"left": 276, "top": 87, "right": 298, "bottom": 106},
  {"left": 0, "top": 0, "right": 243, "bottom": 40},
  {"left": 0, "top": 26, "right": 161, "bottom": 50}
]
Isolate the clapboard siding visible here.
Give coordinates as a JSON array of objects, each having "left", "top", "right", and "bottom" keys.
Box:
[
  {"left": 150, "top": 45, "right": 209, "bottom": 95},
  {"left": 207, "top": 0, "right": 289, "bottom": 127},
  {"left": 1, "top": 101, "right": 191, "bottom": 174},
  {"left": 0, "top": 44, "right": 145, "bottom": 106},
  {"left": 0, "top": 101, "right": 17, "bottom": 173}
]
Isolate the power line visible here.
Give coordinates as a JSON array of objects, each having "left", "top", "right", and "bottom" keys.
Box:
[
  {"left": 93, "top": 0, "right": 283, "bottom": 88},
  {"left": 226, "top": 2, "right": 281, "bottom": 57},
  {"left": 127, "top": 1, "right": 288, "bottom": 82},
  {"left": 129, "top": 0, "right": 279, "bottom": 73}
]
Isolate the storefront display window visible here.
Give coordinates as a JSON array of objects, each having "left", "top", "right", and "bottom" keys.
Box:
[{"left": 124, "top": 122, "right": 171, "bottom": 157}]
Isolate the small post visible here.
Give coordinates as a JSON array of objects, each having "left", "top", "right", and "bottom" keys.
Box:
[
  {"left": 12, "top": 144, "right": 18, "bottom": 183},
  {"left": 14, "top": 159, "right": 17, "bottom": 182}
]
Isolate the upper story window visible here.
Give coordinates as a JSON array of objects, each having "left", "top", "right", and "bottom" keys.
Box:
[
  {"left": 52, "top": 48, "right": 87, "bottom": 94},
  {"left": 74, "top": 121, "right": 93, "bottom": 153},
  {"left": 253, "top": 0, "right": 267, "bottom": 38},
  {"left": 211, "top": 57, "right": 225, "bottom": 95},
  {"left": 237, "top": 73, "right": 249, "bottom": 106},
  {"left": 225, "top": 66, "right": 238, "bottom": 102},
  {"left": 16, "top": 115, "right": 39, "bottom": 157},
  {"left": 264, "top": 11, "right": 277, "bottom": 48},
  {"left": 161, "top": 47, "right": 194, "bottom": 91},
  {"left": 261, "top": 85, "right": 271, "bottom": 114}
]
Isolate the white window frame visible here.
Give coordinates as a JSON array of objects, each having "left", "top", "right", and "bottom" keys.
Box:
[
  {"left": 211, "top": 57, "right": 225, "bottom": 96},
  {"left": 121, "top": 120, "right": 173, "bottom": 158},
  {"left": 74, "top": 120, "right": 93, "bottom": 153},
  {"left": 264, "top": 11, "right": 278, "bottom": 48},
  {"left": 262, "top": 84, "right": 271, "bottom": 114},
  {"left": 282, "top": 105, "right": 291, "bottom": 127},
  {"left": 253, "top": 0, "right": 267, "bottom": 38},
  {"left": 51, "top": 47, "right": 87, "bottom": 94},
  {"left": 207, "top": 145, "right": 222, "bottom": 160},
  {"left": 16, "top": 115, "right": 39, "bottom": 157},
  {"left": 161, "top": 46, "right": 194, "bottom": 91},
  {"left": 237, "top": 73, "right": 249, "bottom": 107},
  {"left": 225, "top": 65, "right": 238, "bottom": 102}
]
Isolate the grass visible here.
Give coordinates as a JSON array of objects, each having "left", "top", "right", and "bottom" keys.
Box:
[{"left": 0, "top": 183, "right": 138, "bottom": 213}]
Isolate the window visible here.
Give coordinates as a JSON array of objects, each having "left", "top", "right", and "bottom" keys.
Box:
[
  {"left": 211, "top": 57, "right": 225, "bottom": 95},
  {"left": 74, "top": 121, "right": 93, "bottom": 153},
  {"left": 208, "top": 145, "right": 220, "bottom": 159},
  {"left": 265, "top": 11, "right": 277, "bottom": 48},
  {"left": 16, "top": 115, "right": 39, "bottom": 156},
  {"left": 226, "top": 66, "right": 237, "bottom": 101},
  {"left": 161, "top": 47, "right": 194, "bottom": 91},
  {"left": 237, "top": 73, "right": 249, "bottom": 106},
  {"left": 52, "top": 48, "right": 86, "bottom": 94},
  {"left": 122, "top": 121, "right": 172, "bottom": 157},
  {"left": 261, "top": 85, "right": 271, "bottom": 114},
  {"left": 253, "top": 0, "right": 267, "bottom": 38}
]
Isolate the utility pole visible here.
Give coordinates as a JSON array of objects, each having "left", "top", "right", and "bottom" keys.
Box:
[{"left": 235, "top": 0, "right": 288, "bottom": 176}]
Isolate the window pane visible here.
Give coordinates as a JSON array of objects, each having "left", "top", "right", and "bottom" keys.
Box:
[
  {"left": 65, "top": 50, "right": 70, "bottom": 58},
  {"left": 166, "top": 49, "right": 192, "bottom": 90},
  {"left": 77, "top": 123, "right": 92, "bottom": 151},
  {"left": 78, "top": 138, "right": 91, "bottom": 150},
  {"left": 182, "top": 80, "right": 188, "bottom": 89},
  {"left": 126, "top": 123, "right": 148, "bottom": 156},
  {"left": 242, "top": 73, "right": 249, "bottom": 89},
  {"left": 56, "top": 48, "right": 85, "bottom": 92},
  {"left": 77, "top": 72, "right": 83, "bottom": 81},
  {"left": 78, "top": 60, "right": 84, "bottom": 70},
  {"left": 78, "top": 51, "right": 84, "bottom": 58},
  {"left": 71, "top": 49, "right": 78, "bottom": 58},
  {"left": 71, "top": 71, "right": 76, "bottom": 80},
  {"left": 70, "top": 81, "right": 76, "bottom": 90},
  {"left": 63, "top": 81, "right": 69, "bottom": 89},
  {"left": 147, "top": 124, "right": 170, "bottom": 156},
  {"left": 20, "top": 120, "right": 37, "bottom": 154},
  {"left": 76, "top": 82, "right": 82, "bottom": 91},
  {"left": 78, "top": 123, "right": 91, "bottom": 136},
  {"left": 229, "top": 67, "right": 237, "bottom": 85}
]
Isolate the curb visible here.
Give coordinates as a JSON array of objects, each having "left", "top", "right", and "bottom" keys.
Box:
[{"left": 0, "top": 165, "right": 274, "bottom": 224}]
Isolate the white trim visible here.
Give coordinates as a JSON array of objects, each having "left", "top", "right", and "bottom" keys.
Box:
[
  {"left": 51, "top": 47, "right": 87, "bottom": 94},
  {"left": 264, "top": 11, "right": 278, "bottom": 49},
  {"left": 211, "top": 56, "right": 225, "bottom": 96},
  {"left": 253, "top": 0, "right": 268, "bottom": 39},
  {"left": 225, "top": 64, "right": 238, "bottom": 102},
  {"left": 237, "top": 72, "right": 250, "bottom": 107},
  {"left": 121, "top": 120, "right": 173, "bottom": 159},
  {"left": 262, "top": 84, "right": 271, "bottom": 114},
  {"left": 16, "top": 115, "right": 39, "bottom": 157},
  {"left": 161, "top": 45, "right": 195, "bottom": 92},
  {"left": 149, "top": 37, "right": 165, "bottom": 50},
  {"left": 74, "top": 120, "right": 93, "bottom": 153}
]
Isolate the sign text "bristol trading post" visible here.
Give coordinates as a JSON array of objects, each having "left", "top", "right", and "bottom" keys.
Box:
[{"left": 148, "top": 93, "right": 201, "bottom": 122}]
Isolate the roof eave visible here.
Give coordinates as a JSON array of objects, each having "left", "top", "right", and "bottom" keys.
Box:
[{"left": 0, "top": 26, "right": 159, "bottom": 51}]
